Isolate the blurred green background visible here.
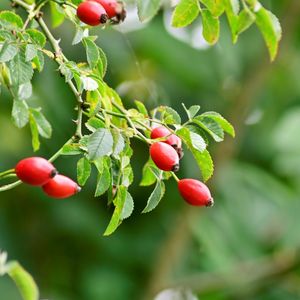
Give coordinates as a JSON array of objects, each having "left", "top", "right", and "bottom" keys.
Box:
[{"left": 1, "top": 0, "right": 300, "bottom": 299}]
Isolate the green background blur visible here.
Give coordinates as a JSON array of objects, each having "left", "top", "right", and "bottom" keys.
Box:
[{"left": 1, "top": 0, "right": 300, "bottom": 299}]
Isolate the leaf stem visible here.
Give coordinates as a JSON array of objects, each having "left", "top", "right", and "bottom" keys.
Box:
[{"left": 170, "top": 172, "right": 179, "bottom": 183}]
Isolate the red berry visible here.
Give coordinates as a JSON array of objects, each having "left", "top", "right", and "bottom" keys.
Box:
[
  {"left": 178, "top": 179, "right": 213, "bottom": 207},
  {"left": 150, "top": 142, "right": 179, "bottom": 172},
  {"left": 42, "top": 175, "right": 81, "bottom": 199},
  {"left": 89, "top": 0, "right": 124, "bottom": 18},
  {"left": 77, "top": 1, "right": 108, "bottom": 26},
  {"left": 151, "top": 126, "right": 182, "bottom": 149},
  {"left": 15, "top": 157, "right": 57, "bottom": 186}
]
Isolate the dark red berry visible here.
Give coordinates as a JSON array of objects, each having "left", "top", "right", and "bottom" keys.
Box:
[
  {"left": 42, "top": 175, "right": 81, "bottom": 199},
  {"left": 77, "top": 1, "right": 108, "bottom": 26},
  {"left": 150, "top": 142, "right": 179, "bottom": 172},
  {"left": 151, "top": 126, "right": 182, "bottom": 149},
  {"left": 15, "top": 157, "right": 57, "bottom": 186},
  {"left": 89, "top": 0, "right": 123, "bottom": 18},
  {"left": 178, "top": 179, "right": 213, "bottom": 207}
]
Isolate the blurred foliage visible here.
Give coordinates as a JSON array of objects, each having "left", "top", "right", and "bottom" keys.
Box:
[{"left": 1, "top": 0, "right": 300, "bottom": 299}]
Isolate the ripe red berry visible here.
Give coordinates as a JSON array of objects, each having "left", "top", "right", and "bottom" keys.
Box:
[
  {"left": 150, "top": 142, "right": 179, "bottom": 172},
  {"left": 42, "top": 175, "right": 81, "bottom": 199},
  {"left": 151, "top": 126, "right": 182, "bottom": 149},
  {"left": 89, "top": 0, "right": 123, "bottom": 18},
  {"left": 77, "top": 1, "right": 108, "bottom": 26},
  {"left": 15, "top": 157, "right": 57, "bottom": 186},
  {"left": 178, "top": 179, "right": 213, "bottom": 207}
]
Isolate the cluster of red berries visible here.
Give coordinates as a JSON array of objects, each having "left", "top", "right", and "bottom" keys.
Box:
[
  {"left": 15, "top": 157, "right": 80, "bottom": 199},
  {"left": 149, "top": 126, "right": 214, "bottom": 207},
  {"left": 77, "top": 0, "right": 126, "bottom": 26}
]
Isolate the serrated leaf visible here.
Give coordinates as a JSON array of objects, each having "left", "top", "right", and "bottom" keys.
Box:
[
  {"left": 85, "top": 117, "right": 105, "bottom": 132},
  {"left": 25, "top": 44, "right": 37, "bottom": 62},
  {"left": 32, "top": 51, "right": 44, "bottom": 72},
  {"left": 104, "top": 186, "right": 128, "bottom": 236},
  {"left": 120, "top": 191, "right": 134, "bottom": 220},
  {"left": 0, "top": 42, "right": 18, "bottom": 62},
  {"left": 177, "top": 126, "right": 206, "bottom": 152},
  {"left": 97, "top": 47, "right": 107, "bottom": 78},
  {"left": 50, "top": 2, "right": 65, "bottom": 28},
  {"left": 86, "top": 89, "right": 101, "bottom": 115},
  {"left": 61, "top": 144, "right": 82, "bottom": 155},
  {"left": 72, "top": 27, "right": 88, "bottom": 45},
  {"left": 83, "top": 37, "right": 99, "bottom": 69},
  {"left": 201, "top": 111, "right": 235, "bottom": 137},
  {"left": 0, "top": 11, "right": 23, "bottom": 29},
  {"left": 142, "top": 180, "right": 165, "bottom": 213},
  {"left": 177, "top": 127, "right": 213, "bottom": 181},
  {"left": 201, "top": 10, "right": 220, "bottom": 44},
  {"left": 29, "top": 113, "right": 40, "bottom": 152},
  {"left": 182, "top": 103, "right": 200, "bottom": 120},
  {"left": 111, "top": 129, "right": 125, "bottom": 156},
  {"left": 160, "top": 106, "right": 181, "bottom": 125},
  {"left": 200, "top": 0, "right": 224, "bottom": 17},
  {"left": 12, "top": 100, "right": 29, "bottom": 128},
  {"left": 77, "top": 157, "right": 91, "bottom": 186},
  {"left": 135, "top": 100, "right": 148, "bottom": 116},
  {"left": 172, "top": 0, "right": 200, "bottom": 28},
  {"left": 88, "top": 128, "right": 113, "bottom": 160},
  {"left": 30, "top": 108, "right": 52, "bottom": 138},
  {"left": 193, "top": 115, "right": 224, "bottom": 141},
  {"left": 18, "top": 82, "right": 32, "bottom": 100},
  {"left": 236, "top": 8, "right": 255, "bottom": 36},
  {"left": 137, "top": 0, "right": 162, "bottom": 22},
  {"left": 7, "top": 261, "right": 39, "bottom": 300},
  {"left": 26, "top": 29, "right": 46, "bottom": 47},
  {"left": 255, "top": 6, "right": 282, "bottom": 61},
  {"left": 94, "top": 157, "right": 111, "bottom": 197},
  {"left": 9, "top": 51, "right": 34, "bottom": 86},
  {"left": 140, "top": 159, "right": 158, "bottom": 186},
  {"left": 224, "top": 0, "right": 239, "bottom": 42}
]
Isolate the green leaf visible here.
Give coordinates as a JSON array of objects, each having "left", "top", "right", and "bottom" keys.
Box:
[
  {"left": 7, "top": 261, "right": 39, "bottom": 300},
  {"left": 12, "top": 100, "right": 29, "bottom": 128},
  {"left": 201, "top": 10, "right": 220, "bottom": 44},
  {"left": 18, "top": 82, "right": 32, "bottom": 100},
  {"left": 29, "top": 113, "right": 40, "bottom": 152},
  {"left": 9, "top": 51, "right": 34, "bottom": 86},
  {"left": 193, "top": 115, "right": 224, "bottom": 142},
  {"left": 0, "top": 11, "right": 24, "bottom": 29},
  {"left": 88, "top": 128, "right": 114, "bottom": 160},
  {"left": 236, "top": 8, "right": 255, "bottom": 36},
  {"left": 200, "top": 0, "right": 224, "bottom": 17},
  {"left": 177, "top": 126, "right": 206, "bottom": 152},
  {"left": 137, "top": 0, "right": 162, "bottom": 22},
  {"left": 50, "top": 2, "right": 65, "bottom": 28},
  {"left": 182, "top": 103, "right": 200, "bottom": 120},
  {"left": 30, "top": 108, "right": 52, "bottom": 138},
  {"left": 0, "top": 42, "right": 18, "bottom": 62},
  {"left": 140, "top": 159, "right": 158, "bottom": 186},
  {"left": 61, "top": 144, "right": 82, "bottom": 155},
  {"left": 32, "top": 51, "right": 44, "bottom": 72},
  {"left": 177, "top": 127, "right": 213, "bottom": 181},
  {"left": 94, "top": 157, "right": 111, "bottom": 196},
  {"left": 97, "top": 47, "right": 107, "bottom": 78},
  {"left": 85, "top": 117, "right": 105, "bottom": 132},
  {"left": 26, "top": 29, "right": 46, "bottom": 47},
  {"left": 111, "top": 129, "right": 125, "bottom": 156},
  {"left": 201, "top": 111, "right": 235, "bottom": 137},
  {"left": 120, "top": 191, "right": 134, "bottom": 220},
  {"left": 72, "top": 27, "right": 88, "bottom": 45},
  {"left": 255, "top": 6, "right": 282, "bottom": 61},
  {"left": 86, "top": 90, "right": 101, "bottom": 116},
  {"left": 77, "top": 157, "right": 91, "bottom": 186},
  {"left": 142, "top": 180, "right": 165, "bottom": 213},
  {"left": 160, "top": 106, "right": 181, "bottom": 125},
  {"left": 104, "top": 186, "right": 128, "bottom": 236},
  {"left": 83, "top": 37, "right": 99, "bottom": 69},
  {"left": 135, "top": 100, "right": 148, "bottom": 116},
  {"left": 224, "top": 0, "right": 239, "bottom": 42},
  {"left": 172, "top": 0, "right": 200, "bottom": 28},
  {"left": 25, "top": 44, "right": 37, "bottom": 62}
]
